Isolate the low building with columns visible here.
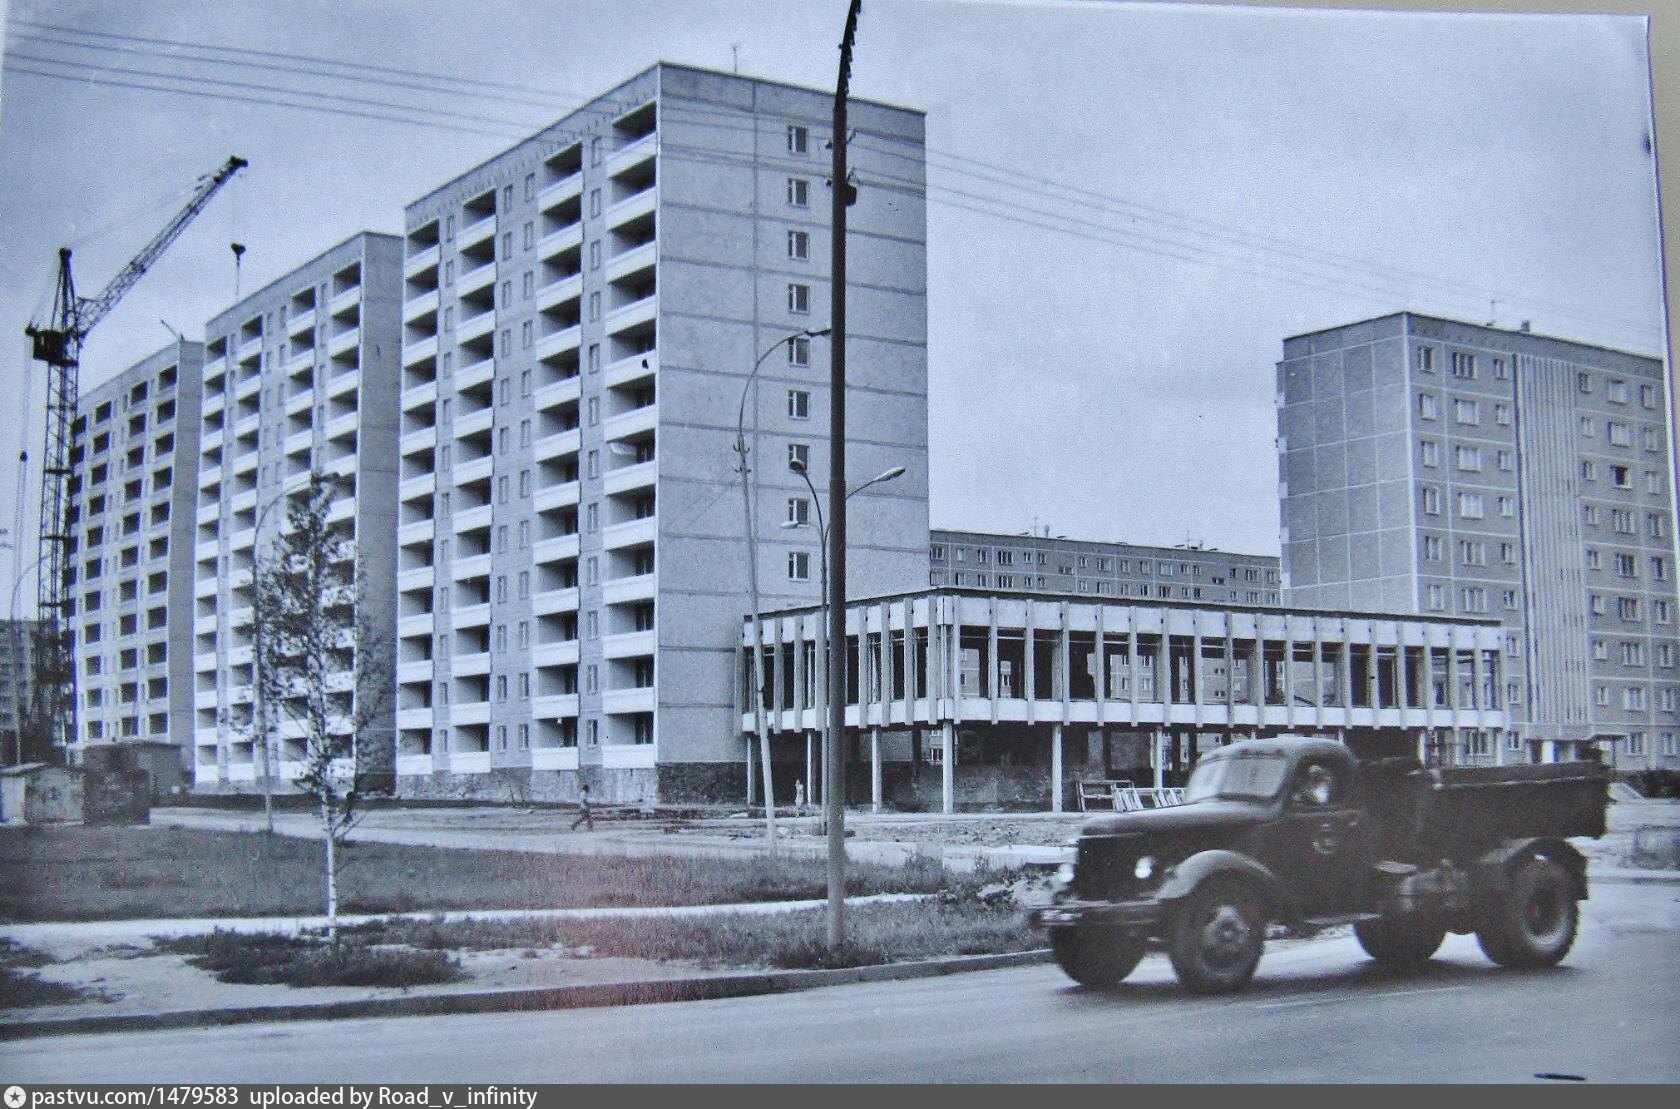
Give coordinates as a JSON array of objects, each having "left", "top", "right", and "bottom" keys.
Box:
[{"left": 742, "top": 587, "right": 1509, "bottom": 813}]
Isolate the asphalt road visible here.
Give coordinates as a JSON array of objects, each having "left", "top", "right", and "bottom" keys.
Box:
[{"left": 9, "top": 883, "right": 1677, "bottom": 1084}]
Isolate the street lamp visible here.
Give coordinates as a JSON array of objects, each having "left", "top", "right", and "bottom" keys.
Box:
[
  {"left": 783, "top": 459, "right": 906, "bottom": 823},
  {"left": 736, "top": 326, "right": 831, "bottom": 855}
]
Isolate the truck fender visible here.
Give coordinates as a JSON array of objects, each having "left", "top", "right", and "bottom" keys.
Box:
[
  {"left": 1154, "top": 849, "right": 1299, "bottom": 924},
  {"left": 1471, "top": 838, "right": 1589, "bottom": 901}
]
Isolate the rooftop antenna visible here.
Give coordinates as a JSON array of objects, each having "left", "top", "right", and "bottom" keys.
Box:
[
  {"left": 731, "top": 43, "right": 742, "bottom": 73},
  {"left": 159, "top": 319, "right": 182, "bottom": 342},
  {"left": 230, "top": 242, "right": 246, "bottom": 299},
  {"left": 1486, "top": 299, "right": 1500, "bottom": 328},
  {"left": 1520, "top": 320, "right": 1532, "bottom": 333}
]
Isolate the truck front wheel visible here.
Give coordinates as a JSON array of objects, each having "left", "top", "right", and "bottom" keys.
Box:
[
  {"left": 1168, "top": 881, "right": 1266, "bottom": 994},
  {"left": 1049, "top": 927, "right": 1145, "bottom": 987},
  {"left": 1476, "top": 857, "right": 1579, "bottom": 968},
  {"left": 1354, "top": 915, "right": 1446, "bottom": 968}
]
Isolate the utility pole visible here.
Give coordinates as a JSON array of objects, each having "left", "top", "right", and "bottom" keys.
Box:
[{"left": 826, "top": 0, "right": 863, "bottom": 951}]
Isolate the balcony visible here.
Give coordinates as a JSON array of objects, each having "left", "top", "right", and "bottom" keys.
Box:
[
  {"left": 403, "top": 288, "right": 440, "bottom": 323},
  {"left": 458, "top": 212, "right": 496, "bottom": 253},
  {"left": 398, "top": 613, "right": 433, "bottom": 640},
  {"left": 236, "top": 334, "right": 263, "bottom": 365},
  {"left": 603, "top": 573, "right": 656, "bottom": 606},
  {"left": 603, "top": 131, "right": 657, "bottom": 181},
  {"left": 404, "top": 242, "right": 440, "bottom": 280},
  {"left": 536, "top": 273, "right": 583, "bottom": 314},
  {"left": 531, "top": 531, "right": 580, "bottom": 565},
  {"left": 531, "top": 745, "right": 580, "bottom": 771},
  {"left": 538, "top": 221, "right": 584, "bottom": 264},
  {"left": 234, "top": 373, "right": 262, "bottom": 402},
  {"left": 452, "top": 652, "right": 491, "bottom": 678},
  {"left": 604, "top": 291, "right": 658, "bottom": 337},
  {"left": 603, "top": 629, "right": 656, "bottom": 659},
  {"left": 403, "top": 378, "right": 439, "bottom": 413},
  {"left": 604, "top": 459, "right": 656, "bottom": 496},
  {"left": 285, "top": 388, "right": 314, "bottom": 417},
  {"left": 604, "top": 241, "right": 656, "bottom": 286},
  {"left": 533, "top": 428, "right": 581, "bottom": 466},
  {"left": 450, "top": 552, "right": 492, "bottom": 583},
  {"left": 456, "top": 307, "right": 496, "bottom": 347},
  {"left": 604, "top": 185, "right": 658, "bottom": 234},
  {"left": 604, "top": 404, "right": 657, "bottom": 442},
  {"left": 400, "top": 426, "right": 437, "bottom": 458},
  {"left": 452, "top": 453, "right": 494, "bottom": 488},
  {"left": 328, "top": 285, "right": 360, "bottom": 318},
  {"left": 455, "top": 355, "right": 496, "bottom": 392},
  {"left": 538, "top": 168, "right": 583, "bottom": 211},
  {"left": 532, "top": 640, "right": 580, "bottom": 669},
  {"left": 534, "top": 323, "right": 581, "bottom": 364},
  {"left": 454, "top": 602, "right": 491, "bottom": 630},
  {"left": 397, "top": 565, "right": 435, "bottom": 592},
  {"left": 602, "top": 511, "right": 657, "bottom": 551},
  {"left": 397, "top": 517, "right": 435, "bottom": 545},
  {"left": 450, "top": 749, "right": 491, "bottom": 772},
  {"left": 532, "top": 585, "right": 580, "bottom": 616},
  {"left": 327, "top": 328, "right": 360, "bottom": 359},
  {"left": 602, "top": 687, "right": 656, "bottom": 715},
  {"left": 404, "top": 335, "right": 439, "bottom": 367}
]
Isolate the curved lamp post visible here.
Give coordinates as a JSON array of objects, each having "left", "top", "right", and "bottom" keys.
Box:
[
  {"left": 783, "top": 459, "right": 905, "bottom": 822},
  {"left": 735, "top": 326, "right": 830, "bottom": 854}
]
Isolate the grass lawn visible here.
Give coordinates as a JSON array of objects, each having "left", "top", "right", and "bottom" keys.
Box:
[
  {"left": 182, "top": 899, "right": 1037, "bottom": 974},
  {"left": 0, "top": 825, "right": 974, "bottom": 922}
]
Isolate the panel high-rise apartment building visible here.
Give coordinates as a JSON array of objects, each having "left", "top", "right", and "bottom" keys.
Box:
[
  {"left": 929, "top": 529, "right": 1281, "bottom": 606},
  {"left": 1278, "top": 312, "right": 1679, "bottom": 767},
  {"left": 65, "top": 341, "right": 203, "bottom": 764},
  {"left": 191, "top": 233, "right": 402, "bottom": 790},
  {"left": 396, "top": 64, "right": 930, "bottom": 803}
]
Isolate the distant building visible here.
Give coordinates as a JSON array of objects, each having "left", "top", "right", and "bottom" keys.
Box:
[
  {"left": 1278, "top": 312, "right": 1679, "bottom": 767},
  {"left": 66, "top": 341, "right": 202, "bottom": 768},
  {"left": 0, "top": 619, "right": 38, "bottom": 757},
  {"left": 190, "top": 232, "right": 404, "bottom": 791},
  {"left": 930, "top": 529, "right": 1280, "bottom": 606}
]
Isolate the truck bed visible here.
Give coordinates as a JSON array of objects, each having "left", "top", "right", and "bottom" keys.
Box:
[{"left": 1420, "top": 761, "right": 1609, "bottom": 850}]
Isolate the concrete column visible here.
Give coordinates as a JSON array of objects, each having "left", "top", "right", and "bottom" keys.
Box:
[
  {"left": 870, "top": 726, "right": 882, "bottom": 813},
  {"left": 941, "top": 720, "right": 955, "bottom": 815},
  {"left": 1312, "top": 617, "right": 1326, "bottom": 731},
  {"left": 1051, "top": 723, "right": 1064, "bottom": 813},
  {"left": 805, "top": 731, "right": 814, "bottom": 810},
  {"left": 988, "top": 598, "right": 1000, "bottom": 723},
  {"left": 1152, "top": 728, "right": 1165, "bottom": 789},
  {"left": 1059, "top": 603, "right": 1072, "bottom": 721},
  {"left": 1024, "top": 599, "right": 1036, "bottom": 722},
  {"left": 746, "top": 737, "right": 757, "bottom": 805},
  {"left": 1095, "top": 604, "right": 1108, "bottom": 727}
]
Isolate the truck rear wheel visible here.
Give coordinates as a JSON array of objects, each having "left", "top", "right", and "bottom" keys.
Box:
[
  {"left": 1476, "top": 857, "right": 1578, "bottom": 968},
  {"left": 1049, "top": 928, "right": 1145, "bottom": 987},
  {"left": 1168, "top": 881, "right": 1265, "bottom": 995},
  {"left": 1354, "top": 916, "right": 1446, "bottom": 968}
]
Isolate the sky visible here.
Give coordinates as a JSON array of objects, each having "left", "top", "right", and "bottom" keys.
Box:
[{"left": 0, "top": 0, "right": 1667, "bottom": 600}]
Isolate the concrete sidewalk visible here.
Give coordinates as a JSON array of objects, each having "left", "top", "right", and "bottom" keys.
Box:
[{"left": 152, "top": 806, "right": 1069, "bottom": 871}]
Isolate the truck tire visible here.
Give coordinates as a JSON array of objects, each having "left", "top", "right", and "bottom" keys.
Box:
[
  {"left": 1476, "top": 857, "right": 1578, "bottom": 968},
  {"left": 1353, "top": 916, "right": 1446, "bottom": 968},
  {"left": 1168, "top": 880, "right": 1266, "bottom": 995},
  {"left": 1049, "top": 927, "right": 1145, "bottom": 987}
]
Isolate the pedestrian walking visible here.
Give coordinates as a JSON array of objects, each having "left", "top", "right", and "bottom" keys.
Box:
[{"left": 570, "top": 783, "right": 594, "bottom": 831}]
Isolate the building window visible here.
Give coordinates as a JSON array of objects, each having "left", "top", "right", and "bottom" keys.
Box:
[
  {"left": 1578, "top": 371, "right": 1593, "bottom": 394},
  {"left": 788, "top": 336, "right": 810, "bottom": 366},
  {"left": 787, "top": 125, "right": 808, "bottom": 154},
  {"left": 1420, "top": 440, "right": 1440, "bottom": 467},
  {"left": 786, "top": 177, "right": 809, "bottom": 207},
  {"left": 1497, "top": 496, "right": 1515, "bottom": 518},
  {"left": 1416, "top": 347, "right": 1435, "bottom": 372},
  {"left": 1640, "top": 383, "right": 1657, "bottom": 408},
  {"left": 1607, "top": 422, "right": 1632, "bottom": 448},
  {"left": 788, "top": 390, "right": 810, "bottom": 419},
  {"left": 787, "top": 497, "right": 810, "bottom": 526},
  {"left": 788, "top": 551, "right": 811, "bottom": 581},
  {"left": 1495, "top": 403, "right": 1511, "bottom": 426},
  {"left": 787, "top": 230, "right": 809, "bottom": 261},
  {"left": 1459, "top": 587, "right": 1488, "bottom": 613},
  {"left": 788, "top": 442, "right": 809, "bottom": 470},
  {"left": 1453, "top": 398, "right": 1480, "bottom": 425},
  {"left": 1418, "top": 393, "right": 1439, "bottom": 421},
  {"left": 1580, "top": 416, "right": 1595, "bottom": 437},
  {"left": 1425, "top": 584, "right": 1445, "bottom": 610},
  {"left": 788, "top": 283, "right": 810, "bottom": 315},
  {"left": 1455, "top": 492, "right": 1484, "bottom": 519},
  {"left": 1648, "top": 513, "right": 1668, "bottom": 539},
  {"left": 1607, "top": 379, "right": 1628, "bottom": 404},
  {"left": 1492, "top": 358, "right": 1508, "bottom": 380},
  {"left": 1455, "top": 445, "right": 1482, "bottom": 472},
  {"left": 1450, "top": 351, "right": 1476, "bottom": 379},
  {"left": 1495, "top": 449, "right": 1513, "bottom": 472},
  {"left": 1422, "top": 535, "right": 1443, "bottom": 562},
  {"left": 1584, "top": 504, "right": 1600, "bottom": 527},
  {"left": 1581, "top": 460, "right": 1597, "bottom": 483},
  {"left": 1618, "top": 596, "right": 1642, "bottom": 622}
]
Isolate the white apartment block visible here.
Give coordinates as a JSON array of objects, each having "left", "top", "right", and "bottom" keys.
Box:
[
  {"left": 1279, "top": 312, "right": 1680, "bottom": 768},
  {"left": 191, "top": 233, "right": 402, "bottom": 790},
  {"left": 66, "top": 341, "right": 202, "bottom": 764},
  {"left": 396, "top": 64, "right": 930, "bottom": 804}
]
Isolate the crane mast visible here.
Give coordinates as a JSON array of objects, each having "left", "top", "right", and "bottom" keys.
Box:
[{"left": 20, "top": 155, "right": 247, "bottom": 764}]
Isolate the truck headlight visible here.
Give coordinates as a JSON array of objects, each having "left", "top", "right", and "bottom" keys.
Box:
[
  {"left": 1055, "top": 863, "right": 1075, "bottom": 885},
  {"left": 1134, "top": 855, "right": 1156, "bottom": 880}
]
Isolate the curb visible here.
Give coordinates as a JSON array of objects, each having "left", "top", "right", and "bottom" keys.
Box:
[{"left": 0, "top": 948, "right": 1052, "bottom": 1042}]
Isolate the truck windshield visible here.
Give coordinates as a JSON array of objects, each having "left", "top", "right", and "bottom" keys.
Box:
[{"left": 1186, "top": 755, "right": 1290, "bottom": 802}]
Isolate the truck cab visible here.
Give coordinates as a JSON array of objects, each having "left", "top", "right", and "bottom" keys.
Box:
[{"left": 1033, "top": 736, "right": 1606, "bottom": 994}]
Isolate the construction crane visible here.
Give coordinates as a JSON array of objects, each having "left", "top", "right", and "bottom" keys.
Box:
[{"left": 20, "top": 154, "right": 247, "bottom": 764}]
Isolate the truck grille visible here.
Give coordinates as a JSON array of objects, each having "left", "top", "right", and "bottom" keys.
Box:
[{"left": 1073, "top": 834, "right": 1143, "bottom": 901}]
